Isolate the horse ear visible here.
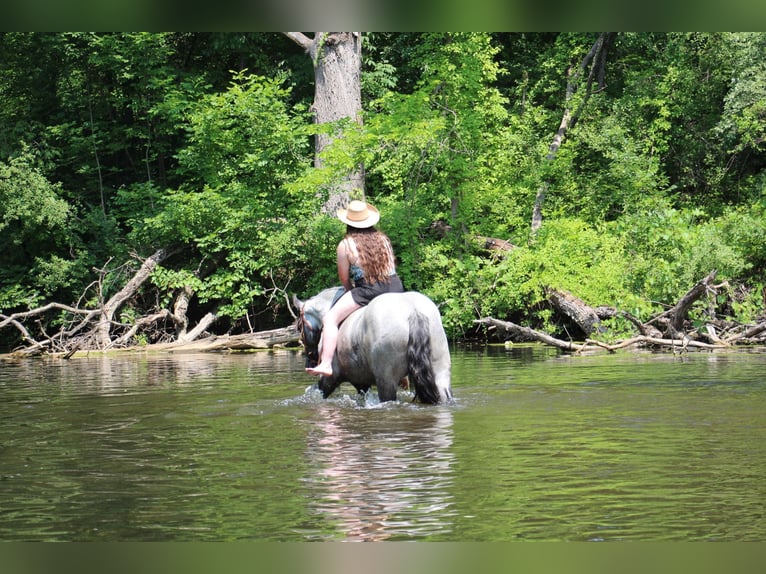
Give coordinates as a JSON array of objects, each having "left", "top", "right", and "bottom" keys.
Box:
[{"left": 292, "top": 294, "right": 304, "bottom": 311}]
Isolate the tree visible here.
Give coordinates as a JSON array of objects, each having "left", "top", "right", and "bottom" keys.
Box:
[
  {"left": 0, "top": 147, "right": 75, "bottom": 310},
  {"left": 285, "top": 32, "right": 364, "bottom": 212},
  {"left": 530, "top": 32, "right": 616, "bottom": 233}
]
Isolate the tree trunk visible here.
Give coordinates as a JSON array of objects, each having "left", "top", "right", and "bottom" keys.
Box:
[
  {"left": 285, "top": 32, "right": 364, "bottom": 213},
  {"left": 178, "top": 311, "right": 218, "bottom": 343},
  {"left": 173, "top": 285, "right": 193, "bottom": 338},
  {"left": 664, "top": 269, "right": 717, "bottom": 339},
  {"left": 96, "top": 248, "right": 174, "bottom": 348},
  {"left": 531, "top": 32, "right": 616, "bottom": 233},
  {"left": 547, "top": 287, "right": 604, "bottom": 336}
]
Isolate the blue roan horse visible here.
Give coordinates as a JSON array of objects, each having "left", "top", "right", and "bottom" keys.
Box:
[{"left": 295, "top": 288, "right": 453, "bottom": 405}]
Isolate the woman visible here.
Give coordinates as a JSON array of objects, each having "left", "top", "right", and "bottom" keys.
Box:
[{"left": 306, "top": 200, "right": 404, "bottom": 377}]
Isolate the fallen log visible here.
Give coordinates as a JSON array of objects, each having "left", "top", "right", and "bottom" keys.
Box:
[
  {"left": 153, "top": 325, "right": 301, "bottom": 353},
  {"left": 546, "top": 288, "right": 603, "bottom": 336}
]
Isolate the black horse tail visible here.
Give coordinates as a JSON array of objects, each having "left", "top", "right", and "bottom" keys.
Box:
[{"left": 407, "top": 310, "right": 440, "bottom": 404}]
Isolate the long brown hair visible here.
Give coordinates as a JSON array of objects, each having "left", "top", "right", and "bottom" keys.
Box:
[{"left": 347, "top": 226, "right": 395, "bottom": 284}]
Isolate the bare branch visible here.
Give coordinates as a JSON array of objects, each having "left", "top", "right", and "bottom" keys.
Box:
[
  {"left": 284, "top": 32, "right": 314, "bottom": 51},
  {"left": 96, "top": 248, "right": 176, "bottom": 347},
  {"left": 1, "top": 302, "right": 91, "bottom": 329},
  {"left": 476, "top": 316, "right": 725, "bottom": 354},
  {"left": 108, "top": 309, "right": 172, "bottom": 349}
]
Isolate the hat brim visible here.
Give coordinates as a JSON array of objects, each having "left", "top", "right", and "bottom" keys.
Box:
[{"left": 337, "top": 204, "right": 380, "bottom": 228}]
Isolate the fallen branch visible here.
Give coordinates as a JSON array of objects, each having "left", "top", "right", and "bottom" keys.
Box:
[
  {"left": 177, "top": 311, "right": 218, "bottom": 343},
  {"left": 0, "top": 302, "right": 92, "bottom": 327},
  {"left": 475, "top": 316, "right": 727, "bottom": 353},
  {"left": 704, "top": 324, "right": 729, "bottom": 346},
  {"left": 1, "top": 248, "right": 184, "bottom": 356},
  {"left": 726, "top": 321, "right": 766, "bottom": 344},
  {"left": 584, "top": 335, "right": 721, "bottom": 352},
  {"left": 108, "top": 309, "right": 173, "bottom": 349},
  {"left": 475, "top": 317, "right": 601, "bottom": 352}
]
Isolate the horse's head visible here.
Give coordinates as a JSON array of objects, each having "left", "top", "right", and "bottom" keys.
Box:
[
  {"left": 296, "top": 305, "right": 322, "bottom": 368},
  {"left": 294, "top": 287, "right": 343, "bottom": 368}
]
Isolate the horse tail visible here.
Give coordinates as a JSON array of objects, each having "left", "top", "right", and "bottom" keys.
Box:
[{"left": 407, "top": 310, "right": 441, "bottom": 404}]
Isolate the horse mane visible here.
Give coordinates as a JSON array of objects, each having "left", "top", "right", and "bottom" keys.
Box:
[
  {"left": 303, "top": 287, "right": 342, "bottom": 319},
  {"left": 297, "top": 287, "right": 342, "bottom": 368}
]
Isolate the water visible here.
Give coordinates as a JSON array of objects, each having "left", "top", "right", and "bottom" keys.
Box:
[{"left": 1, "top": 346, "right": 765, "bottom": 541}]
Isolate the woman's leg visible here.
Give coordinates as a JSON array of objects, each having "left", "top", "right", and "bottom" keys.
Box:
[{"left": 306, "top": 291, "right": 360, "bottom": 376}]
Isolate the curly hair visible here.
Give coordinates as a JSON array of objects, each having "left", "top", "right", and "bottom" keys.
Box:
[{"left": 347, "top": 227, "right": 395, "bottom": 284}]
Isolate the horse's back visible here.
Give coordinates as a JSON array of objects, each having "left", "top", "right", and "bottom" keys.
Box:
[
  {"left": 368, "top": 291, "right": 443, "bottom": 321},
  {"left": 365, "top": 292, "right": 446, "bottom": 340},
  {"left": 337, "top": 291, "right": 445, "bottom": 362}
]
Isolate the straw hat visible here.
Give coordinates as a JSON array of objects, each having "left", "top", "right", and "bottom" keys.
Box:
[{"left": 337, "top": 200, "right": 380, "bottom": 228}]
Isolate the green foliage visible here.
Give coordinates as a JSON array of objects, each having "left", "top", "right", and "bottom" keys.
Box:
[
  {"left": 2, "top": 32, "right": 766, "bottom": 347},
  {"left": 728, "top": 283, "right": 765, "bottom": 324},
  {"left": 416, "top": 217, "right": 638, "bottom": 336},
  {"left": 612, "top": 204, "right": 762, "bottom": 311},
  {"left": 0, "top": 147, "right": 69, "bottom": 236},
  {"left": 716, "top": 33, "right": 766, "bottom": 156},
  {"left": 137, "top": 70, "right": 311, "bottom": 322},
  {"left": 112, "top": 182, "right": 164, "bottom": 230},
  {"left": 609, "top": 33, "right": 749, "bottom": 210},
  {"left": 418, "top": 243, "right": 484, "bottom": 335},
  {"left": 0, "top": 147, "right": 85, "bottom": 310},
  {"left": 528, "top": 219, "right": 631, "bottom": 306},
  {"left": 175, "top": 71, "right": 309, "bottom": 194},
  {"left": 552, "top": 112, "right": 668, "bottom": 222}
]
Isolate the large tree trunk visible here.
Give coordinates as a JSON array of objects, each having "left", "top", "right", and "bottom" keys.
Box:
[
  {"left": 547, "top": 288, "right": 604, "bottom": 336},
  {"left": 285, "top": 32, "right": 364, "bottom": 213},
  {"left": 531, "top": 32, "right": 616, "bottom": 233}
]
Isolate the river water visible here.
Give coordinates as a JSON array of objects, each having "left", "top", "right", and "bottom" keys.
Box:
[{"left": 1, "top": 345, "right": 765, "bottom": 541}]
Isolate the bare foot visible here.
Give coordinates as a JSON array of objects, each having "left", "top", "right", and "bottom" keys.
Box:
[{"left": 306, "top": 364, "right": 333, "bottom": 377}]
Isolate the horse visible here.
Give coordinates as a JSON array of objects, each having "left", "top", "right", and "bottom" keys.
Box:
[{"left": 295, "top": 287, "right": 453, "bottom": 405}]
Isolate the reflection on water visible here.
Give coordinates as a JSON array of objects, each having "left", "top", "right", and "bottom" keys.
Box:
[
  {"left": 1, "top": 351, "right": 304, "bottom": 396},
  {"left": 1, "top": 347, "right": 766, "bottom": 541},
  {"left": 303, "top": 401, "right": 455, "bottom": 541}
]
